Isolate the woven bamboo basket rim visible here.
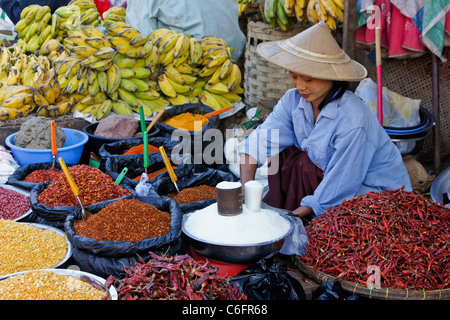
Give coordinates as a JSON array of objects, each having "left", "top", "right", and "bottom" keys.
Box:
[{"left": 294, "top": 257, "right": 450, "bottom": 300}]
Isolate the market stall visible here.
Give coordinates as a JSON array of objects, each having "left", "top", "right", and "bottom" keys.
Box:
[{"left": 0, "top": 0, "right": 449, "bottom": 303}]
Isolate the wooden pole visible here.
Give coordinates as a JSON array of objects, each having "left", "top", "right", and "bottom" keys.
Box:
[{"left": 432, "top": 54, "right": 441, "bottom": 175}]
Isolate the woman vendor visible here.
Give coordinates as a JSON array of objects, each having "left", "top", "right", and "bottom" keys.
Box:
[{"left": 238, "top": 22, "right": 412, "bottom": 219}]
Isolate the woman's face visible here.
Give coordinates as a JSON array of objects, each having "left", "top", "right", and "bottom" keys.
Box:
[{"left": 290, "top": 72, "right": 333, "bottom": 109}]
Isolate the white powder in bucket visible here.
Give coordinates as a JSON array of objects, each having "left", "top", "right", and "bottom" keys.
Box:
[{"left": 183, "top": 203, "right": 291, "bottom": 245}]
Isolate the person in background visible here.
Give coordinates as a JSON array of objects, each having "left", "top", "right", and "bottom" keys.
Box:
[
  {"left": 0, "top": 0, "right": 71, "bottom": 24},
  {"left": 239, "top": 22, "right": 412, "bottom": 219},
  {"left": 125, "top": 0, "right": 246, "bottom": 61}
]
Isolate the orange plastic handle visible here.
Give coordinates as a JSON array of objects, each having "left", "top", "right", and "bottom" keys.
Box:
[
  {"left": 50, "top": 121, "right": 57, "bottom": 156},
  {"left": 205, "top": 105, "right": 233, "bottom": 118},
  {"left": 159, "top": 146, "right": 177, "bottom": 183},
  {"left": 146, "top": 108, "right": 165, "bottom": 132}
]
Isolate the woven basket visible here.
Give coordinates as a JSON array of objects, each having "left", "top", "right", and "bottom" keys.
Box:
[
  {"left": 244, "top": 20, "right": 307, "bottom": 108},
  {"left": 368, "top": 53, "right": 450, "bottom": 161},
  {"left": 295, "top": 258, "right": 450, "bottom": 300}
]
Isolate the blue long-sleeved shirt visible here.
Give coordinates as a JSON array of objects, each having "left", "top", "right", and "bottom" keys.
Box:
[{"left": 238, "top": 88, "right": 412, "bottom": 216}]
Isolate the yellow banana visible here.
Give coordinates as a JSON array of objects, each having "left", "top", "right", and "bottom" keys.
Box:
[
  {"left": 81, "top": 103, "right": 102, "bottom": 116},
  {"left": 87, "top": 68, "right": 97, "bottom": 85},
  {"left": 118, "top": 27, "right": 141, "bottom": 40},
  {"left": 204, "top": 82, "right": 230, "bottom": 95},
  {"left": 198, "top": 90, "right": 222, "bottom": 110},
  {"left": 0, "top": 107, "right": 22, "bottom": 120},
  {"left": 134, "top": 89, "right": 160, "bottom": 100},
  {"left": 80, "top": 91, "right": 107, "bottom": 104},
  {"left": 96, "top": 99, "right": 113, "bottom": 120},
  {"left": 119, "top": 78, "right": 138, "bottom": 92},
  {"left": 90, "top": 58, "right": 114, "bottom": 72},
  {"left": 157, "top": 73, "right": 177, "bottom": 98},
  {"left": 88, "top": 77, "right": 100, "bottom": 96},
  {"left": 80, "top": 25, "right": 108, "bottom": 40},
  {"left": 144, "top": 46, "right": 160, "bottom": 71},
  {"left": 107, "top": 63, "right": 121, "bottom": 95},
  {"left": 322, "top": 0, "right": 343, "bottom": 22},
  {"left": 307, "top": 0, "right": 319, "bottom": 24},
  {"left": 332, "top": 0, "right": 344, "bottom": 10},
  {"left": 129, "top": 78, "right": 151, "bottom": 92},
  {"left": 315, "top": 0, "right": 328, "bottom": 22},
  {"left": 2, "top": 92, "right": 34, "bottom": 109},
  {"left": 139, "top": 39, "right": 154, "bottom": 58},
  {"left": 97, "top": 71, "right": 108, "bottom": 93},
  {"left": 227, "top": 63, "right": 242, "bottom": 92},
  {"left": 166, "top": 76, "right": 192, "bottom": 94},
  {"left": 117, "top": 88, "right": 139, "bottom": 107},
  {"left": 84, "top": 37, "right": 112, "bottom": 49},
  {"left": 112, "top": 99, "right": 134, "bottom": 116},
  {"left": 71, "top": 45, "right": 98, "bottom": 59},
  {"left": 120, "top": 68, "right": 136, "bottom": 79},
  {"left": 129, "top": 67, "right": 151, "bottom": 79},
  {"left": 163, "top": 65, "right": 185, "bottom": 84}
]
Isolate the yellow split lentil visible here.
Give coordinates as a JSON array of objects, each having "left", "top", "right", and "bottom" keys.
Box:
[
  {"left": 0, "top": 219, "right": 68, "bottom": 275},
  {"left": 0, "top": 270, "right": 108, "bottom": 300}
]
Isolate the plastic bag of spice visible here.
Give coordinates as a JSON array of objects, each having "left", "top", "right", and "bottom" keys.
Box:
[
  {"left": 29, "top": 170, "right": 135, "bottom": 230},
  {"left": 154, "top": 103, "right": 220, "bottom": 159},
  {"left": 151, "top": 163, "right": 238, "bottom": 213},
  {"left": 6, "top": 162, "right": 64, "bottom": 191},
  {"left": 64, "top": 195, "right": 183, "bottom": 278}
]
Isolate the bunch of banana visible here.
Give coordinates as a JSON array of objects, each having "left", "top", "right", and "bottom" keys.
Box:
[
  {"left": 14, "top": 5, "right": 55, "bottom": 53},
  {"left": 0, "top": 85, "right": 35, "bottom": 120},
  {"left": 102, "top": 6, "right": 126, "bottom": 27},
  {"left": 264, "top": 0, "right": 294, "bottom": 31},
  {"left": 52, "top": 0, "right": 102, "bottom": 40},
  {"left": 306, "top": 0, "right": 343, "bottom": 31},
  {"left": 284, "top": 0, "right": 309, "bottom": 22},
  {"left": 0, "top": 46, "right": 52, "bottom": 89}
]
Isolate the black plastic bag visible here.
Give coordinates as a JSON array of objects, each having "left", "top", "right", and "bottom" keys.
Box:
[
  {"left": 104, "top": 152, "right": 182, "bottom": 188},
  {"left": 30, "top": 175, "right": 135, "bottom": 230},
  {"left": 64, "top": 195, "right": 183, "bottom": 279},
  {"left": 230, "top": 257, "right": 306, "bottom": 300},
  {"left": 151, "top": 163, "right": 238, "bottom": 213},
  {"left": 7, "top": 162, "right": 64, "bottom": 191},
  {"left": 313, "top": 279, "right": 360, "bottom": 300},
  {"left": 97, "top": 136, "right": 178, "bottom": 163}
]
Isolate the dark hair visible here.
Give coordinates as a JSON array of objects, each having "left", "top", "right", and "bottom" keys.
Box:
[{"left": 318, "top": 81, "right": 348, "bottom": 111}]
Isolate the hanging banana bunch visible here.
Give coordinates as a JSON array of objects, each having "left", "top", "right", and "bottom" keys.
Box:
[
  {"left": 264, "top": 0, "right": 295, "bottom": 31},
  {"left": 237, "top": 0, "right": 258, "bottom": 17},
  {"left": 102, "top": 6, "right": 126, "bottom": 26},
  {"left": 304, "top": 0, "right": 344, "bottom": 31}
]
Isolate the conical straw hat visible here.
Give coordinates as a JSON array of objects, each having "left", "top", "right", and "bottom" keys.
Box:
[{"left": 257, "top": 21, "right": 367, "bottom": 81}]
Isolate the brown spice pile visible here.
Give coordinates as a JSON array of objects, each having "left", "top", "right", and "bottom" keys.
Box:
[
  {"left": 164, "top": 185, "right": 216, "bottom": 204},
  {"left": 73, "top": 199, "right": 171, "bottom": 242}
]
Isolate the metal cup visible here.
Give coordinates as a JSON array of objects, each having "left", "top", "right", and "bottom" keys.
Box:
[{"left": 216, "top": 181, "right": 243, "bottom": 216}]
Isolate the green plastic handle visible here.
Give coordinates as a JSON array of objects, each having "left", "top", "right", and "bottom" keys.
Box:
[
  {"left": 115, "top": 167, "right": 128, "bottom": 185},
  {"left": 139, "top": 105, "right": 146, "bottom": 134},
  {"left": 143, "top": 130, "right": 149, "bottom": 168}
]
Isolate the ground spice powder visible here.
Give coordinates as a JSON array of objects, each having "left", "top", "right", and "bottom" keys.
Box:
[
  {"left": 162, "top": 112, "right": 208, "bottom": 131},
  {"left": 164, "top": 185, "right": 216, "bottom": 204},
  {"left": 123, "top": 144, "right": 159, "bottom": 155},
  {"left": 73, "top": 199, "right": 171, "bottom": 242}
]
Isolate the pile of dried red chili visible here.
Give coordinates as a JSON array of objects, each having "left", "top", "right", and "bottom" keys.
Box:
[
  {"left": 164, "top": 185, "right": 216, "bottom": 204},
  {"left": 73, "top": 199, "right": 170, "bottom": 242},
  {"left": 23, "top": 169, "right": 62, "bottom": 183},
  {"left": 105, "top": 251, "right": 247, "bottom": 300},
  {"left": 300, "top": 188, "right": 450, "bottom": 290},
  {"left": 37, "top": 165, "right": 131, "bottom": 208}
]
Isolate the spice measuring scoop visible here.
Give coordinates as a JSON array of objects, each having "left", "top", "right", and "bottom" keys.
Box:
[
  {"left": 146, "top": 108, "right": 165, "bottom": 132},
  {"left": 58, "top": 157, "right": 91, "bottom": 221},
  {"left": 204, "top": 105, "right": 233, "bottom": 118},
  {"left": 50, "top": 120, "right": 57, "bottom": 169},
  {"left": 159, "top": 146, "right": 180, "bottom": 193}
]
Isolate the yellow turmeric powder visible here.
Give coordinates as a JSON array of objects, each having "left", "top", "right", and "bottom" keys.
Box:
[{"left": 162, "top": 112, "right": 208, "bottom": 131}]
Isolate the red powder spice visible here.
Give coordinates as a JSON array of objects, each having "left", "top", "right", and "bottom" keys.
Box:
[{"left": 123, "top": 144, "right": 159, "bottom": 155}]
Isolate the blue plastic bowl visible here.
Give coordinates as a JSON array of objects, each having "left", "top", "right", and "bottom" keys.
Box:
[{"left": 5, "top": 128, "right": 88, "bottom": 166}]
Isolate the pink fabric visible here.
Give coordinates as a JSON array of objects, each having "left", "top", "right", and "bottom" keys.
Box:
[{"left": 356, "top": 0, "right": 426, "bottom": 58}]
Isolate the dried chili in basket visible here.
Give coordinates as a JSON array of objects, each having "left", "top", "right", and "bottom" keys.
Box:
[
  {"left": 37, "top": 165, "right": 131, "bottom": 208},
  {"left": 300, "top": 188, "right": 450, "bottom": 290},
  {"left": 164, "top": 185, "right": 216, "bottom": 204}
]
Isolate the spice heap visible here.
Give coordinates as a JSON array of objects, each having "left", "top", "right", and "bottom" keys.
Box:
[
  {"left": 164, "top": 185, "right": 217, "bottom": 204},
  {"left": 74, "top": 199, "right": 171, "bottom": 242},
  {"left": 0, "top": 219, "right": 67, "bottom": 275},
  {"left": 0, "top": 271, "right": 108, "bottom": 300},
  {"left": 300, "top": 188, "right": 450, "bottom": 290},
  {"left": 37, "top": 164, "right": 131, "bottom": 207},
  {"left": 23, "top": 168, "right": 62, "bottom": 183},
  {"left": 0, "top": 186, "right": 30, "bottom": 220},
  {"left": 162, "top": 112, "right": 208, "bottom": 131},
  {"left": 105, "top": 251, "right": 247, "bottom": 300},
  {"left": 133, "top": 165, "right": 177, "bottom": 181},
  {"left": 123, "top": 144, "right": 159, "bottom": 155}
]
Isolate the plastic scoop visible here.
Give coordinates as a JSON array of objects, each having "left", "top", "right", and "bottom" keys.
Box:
[
  {"left": 115, "top": 167, "right": 128, "bottom": 185},
  {"left": 159, "top": 146, "right": 180, "bottom": 193},
  {"left": 146, "top": 108, "right": 165, "bottom": 132},
  {"left": 205, "top": 105, "right": 233, "bottom": 118},
  {"left": 50, "top": 121, "right": 57, "bottom": 169},
  {"left": 58, "top": 157, "right": 91, "bottom": 221}
]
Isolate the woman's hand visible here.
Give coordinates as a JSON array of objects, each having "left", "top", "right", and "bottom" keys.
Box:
[{"left": 292, "top": 206, "right": 314, "bottom": 218}]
